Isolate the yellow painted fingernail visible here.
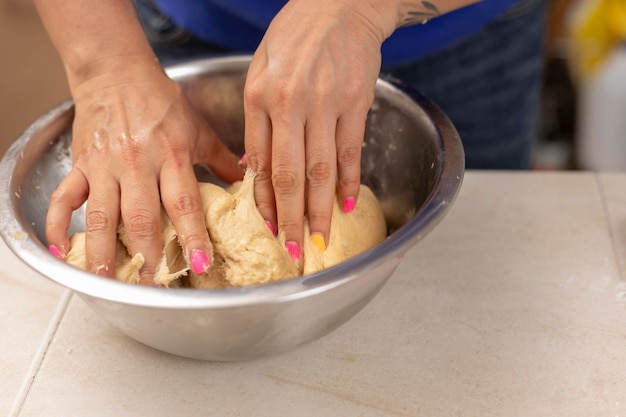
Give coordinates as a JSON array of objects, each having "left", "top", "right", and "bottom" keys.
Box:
[{"left": 311, "top": 233, "right": 326, "bottom": 253}]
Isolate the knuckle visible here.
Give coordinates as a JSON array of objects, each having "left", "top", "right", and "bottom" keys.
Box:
[
  {"left": 179, "top": 231, "right": 207, "bottom": 248},
  {"left": 244, "top": 80, "right": 264, "bottom": 106},
  {"left": 254, "top": 189, "right": 276, "bottom": 211},
  {"left": 307, "top": 211, "right": 331, "bottom": 226},
  {"left": 278, "top": 218, "right": 300, "bottom": 233},
  {"left": 344, "top": 83, "right": 363, "bottom": 102},
  {"left": 246, "top": 153, "right": 268, "bottom": 175},
  {"left": 342, "top": 82, "right": 360, "bottom": 102},
  {"left": 344, "top": 80, "right": 372, "bottom": 103},
  {"left": 88, "top": 258, "right": 114, "bottom": 277},
  {"left": 363, "top": 86, "right": 376, "bottom": 104},
  {"left": 364, "top": 93, "right": 375, "bottom": 110},
  {"left": 85, "top": 210, "right": 110, "bottom": 233},
  {"left": 274, "top": 83, "right": 301, "bottom": 115},
  {"left": 139, "top": 266, "right": 157, "bottom": 284},
  {"left": 125, "top": 210, "right": 158, "bottom": 238},
  {"left": 254, "top": 167, "right": 273, "bottom": 183},
  {"left": 272, "top": 168, "right": 300, "bottom": 195},
  {"left": 119, "top": 140, "right": 142, "bottom": 165},
  {"left": 256, "top": 201, "right": 275, "bottom": 218},
  {"left": 306, "top": 162, "right": 334, "bottom": 186},
  {"left": 171, "top": 194, "right": 201, "bottom": 217},
  {"left": 339, "top": 175, "right": 361, "bottom": 191},
  {"left": 312, "top": 82, "right": 333, "bottom": 102},
  {"left": 49, "top": 187, "right": 67, "bottom": 206},
  {"left": 162, "top": 136, "right": 190, "bottom": 160},
  {"left": 337, "top": 144, "right": 362, "bottom": 165}
]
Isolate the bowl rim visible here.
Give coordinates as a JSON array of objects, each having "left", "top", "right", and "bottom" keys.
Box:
[{"left": 0, "top": 55, "right": 464, "bottom": 309}]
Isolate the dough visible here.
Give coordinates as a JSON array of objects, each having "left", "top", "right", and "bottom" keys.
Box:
[{"left": 65, "top": 170, "right": 387, "bottom": 288}]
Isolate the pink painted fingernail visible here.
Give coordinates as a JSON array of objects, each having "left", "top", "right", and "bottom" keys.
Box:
[
  {"left": 285, "top": 241, "right": 301, "bottom": 261},
  {"left": 342, "top": 197, "right": 355, "bottom": 214},
  {"left": 239, "top": 153, "right": 247, "bottom": 166},
  {"left": 49, "top": 244, "right": 63, "bottom": 259},
  {"left": 191, "top": 250, "right": 210, "bottom": 274},
  {"left": 265, "top": 220, "right": 275, "bottom": 235}
]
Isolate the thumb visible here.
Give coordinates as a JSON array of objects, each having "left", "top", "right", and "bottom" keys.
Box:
[{"left": 194, "top": 121, "right": 245, "bottom": 183}]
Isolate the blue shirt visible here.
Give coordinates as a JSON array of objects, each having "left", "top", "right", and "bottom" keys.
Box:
[{"left": 153, "top": 0, "right": 522, "bottom": 68}]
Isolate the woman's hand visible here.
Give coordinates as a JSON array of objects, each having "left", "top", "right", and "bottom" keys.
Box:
[
  {"left": 243, "top": 0, "right": 396, "bottom": 260},
  {"left": 46, "top": 56, "right": 243, "bottom": 284}
]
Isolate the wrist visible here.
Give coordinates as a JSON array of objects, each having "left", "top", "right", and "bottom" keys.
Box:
[
  {"left": 67, "top": 53, "right": 165, "bottom": 98},
  {"left": 351, "top": 0, "right": 402, "bottom": 42}
]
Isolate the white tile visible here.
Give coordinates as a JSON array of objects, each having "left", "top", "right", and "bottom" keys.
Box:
[
  {"left": 19, "top": 295, "right": 414, "bottom": 417},
  {"left": 598, "top": 173, "right": 626, "bottom": 281},
  {"left": 392, "top": 171, "right": 626, "bottom": 415},
  {"left": 0, "top": 239, "right": 67, "bottom": 416},
  {"left": 17, "top": 172, "right": 626, "bottom": 416}
]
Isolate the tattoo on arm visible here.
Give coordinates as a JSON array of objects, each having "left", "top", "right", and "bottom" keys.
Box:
[{"left": 401, "top": 1, "right": 441, "bottom": 27}]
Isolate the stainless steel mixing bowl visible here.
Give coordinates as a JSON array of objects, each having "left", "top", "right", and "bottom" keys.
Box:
[{"left": 0, "top": 56, "right": 464, "bottom": 361}]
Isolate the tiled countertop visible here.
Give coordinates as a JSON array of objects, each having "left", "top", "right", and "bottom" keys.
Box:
[{"left": 3, "top": 171, "right": 626, "bottom": 416}]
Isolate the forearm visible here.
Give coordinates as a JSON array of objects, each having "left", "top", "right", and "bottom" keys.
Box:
[{"left": 34, "top": 0, "right": 158, "bottom": 92}]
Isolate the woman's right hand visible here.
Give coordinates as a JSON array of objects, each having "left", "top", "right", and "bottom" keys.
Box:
[{"left": 46, "top": 56, "right": 243, "bottom": 284}]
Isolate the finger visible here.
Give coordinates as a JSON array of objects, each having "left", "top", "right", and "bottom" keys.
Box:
[
  {"left": 160, "top": 161, "right": 212, "bottom": 276},
  {"left": 239, "top": 152, "right": 247, "bottom": 169},
  {"left": 195, "top": 121, "right": 245, "bottom": 183},
  {"left": 46, "top": 168, "right": 89, "bottom": 258},
  {"left": 271, "top": 117, "right": 306, "bottom": 261},
  {"left": 119, "top": 174, "right": 162, "bottom": 285},
  {"left": 84, "top": 176, "right": 120, "bottom": 278},
  {"left": 336, "top": 108, "right": 366, "bottom": 214},
  {"left": 244, "top": 108, "right": 276, "bottom": 234},
  {"left": 305, "top": 111, "right": 338, "bottom": 253}
]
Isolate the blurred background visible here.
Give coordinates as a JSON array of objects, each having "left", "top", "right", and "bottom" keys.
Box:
[
  {"left": 0, "top": 0, "right": 624, "bottom": 170},
  {"left": 0, "top": 0, "right": 68, "bottom": 157}
]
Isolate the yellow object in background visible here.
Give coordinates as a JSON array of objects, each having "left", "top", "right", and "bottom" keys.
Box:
[{"left": 569, "top": 0, "right": 626, "bottom": 80}]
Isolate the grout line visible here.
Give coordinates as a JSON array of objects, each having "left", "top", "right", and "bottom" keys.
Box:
[
  {"left": 595, "top": 173, "right": 625, "bottom": 283},
  {"left": 8, "top": 289, "right": 73, "bottom": 417}
]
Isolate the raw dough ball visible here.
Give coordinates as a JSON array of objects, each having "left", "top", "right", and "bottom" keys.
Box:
[
  {"left": 65, "top": 232, "right": 146, "bottom": 285},
  {"left": 302, "top": 184, "right": 387, "bottom": 275},
  {"left": 190, "top": 177, "right": 300, "bottom": 288},
  {"left": 65, "top": 170, "right": 387, "bottom": 288}
]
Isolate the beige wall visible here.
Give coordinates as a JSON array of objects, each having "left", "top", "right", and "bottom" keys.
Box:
[{"left": 0, "top": 0, "right": 69, "bottom": 157}]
